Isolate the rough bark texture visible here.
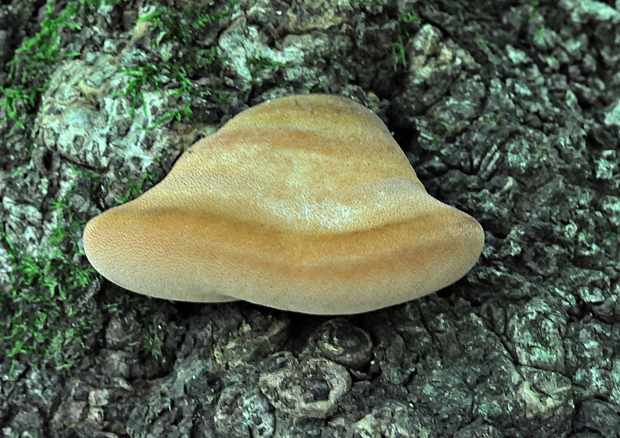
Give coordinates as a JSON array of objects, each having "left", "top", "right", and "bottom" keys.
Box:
[{"left": 1, "top": 0, "right": 619, "bottom": 437}]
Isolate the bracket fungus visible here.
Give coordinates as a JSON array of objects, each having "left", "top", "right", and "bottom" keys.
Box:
[{"left": 83, "top": 94, "right": 484, "bottom": 315}]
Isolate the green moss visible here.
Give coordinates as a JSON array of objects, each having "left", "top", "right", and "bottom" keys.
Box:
[
  {"left": 0, "top": 162, "right": 181, "bottom": 372},
  {"left": 0, "top": 0, "right": 237, "bottom": 374},
  {"left": 0, "top": 0, "right": 124, "bottom": 135},
  {"left": 1, "top": 178, "right": 99, "bottom": 372},
  {"left": 114, "top": 0, "right": 237, "bottom": 129},
  {"left": 392, "top": 35, "right": 407, "bottom": 71},
  {"left": 1, "top": 0, "right": 235, "bottom": 133},
  {"left": 248, "top": 55, "right": 287, "bottom": 71},
  {"left": 114, "top": 171, "right": 158, "bottom": 205}
]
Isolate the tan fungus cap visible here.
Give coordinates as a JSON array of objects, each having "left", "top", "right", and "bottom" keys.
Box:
[{"left": 83, "top": 94, "right": 484, "bottom": 314}]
